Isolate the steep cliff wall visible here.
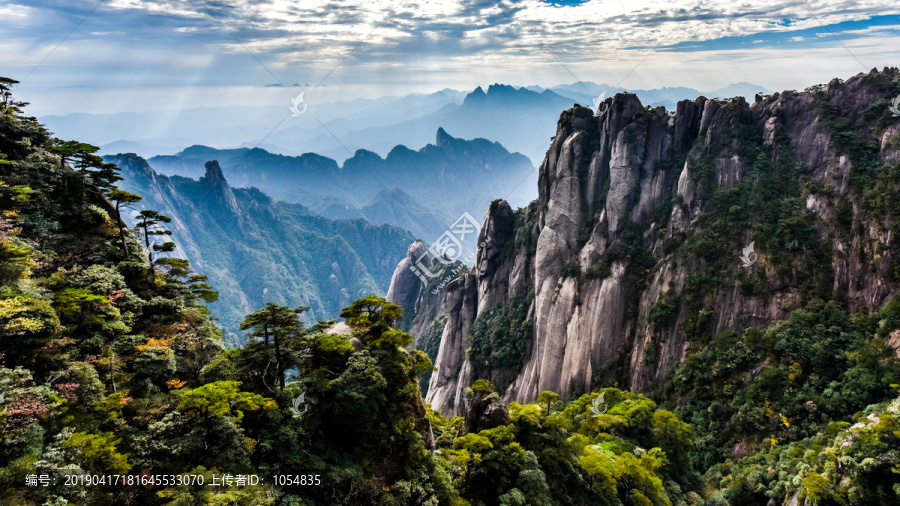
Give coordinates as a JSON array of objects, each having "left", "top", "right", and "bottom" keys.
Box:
[{"left": 411, "top": 68, "right": 900, "bottom": 415}]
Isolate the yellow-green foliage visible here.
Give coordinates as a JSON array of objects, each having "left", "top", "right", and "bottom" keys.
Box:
[
  {"left": 469, "top": 378, "right": 495, "bottom": 393},
  {"left": 509, "top": 402, "right": 541, "bottom": 425},
  {"left": 177, "top": 381, "right": 276, "bottom": 424},
  {"left": 710, "top": 394, "right": 900, "bottom": 504},
  {"left": 0, "top": 239, "right": 34, "bottom": 284},
  {"left": 0, "top": 295, "right": 60, "bottom": 366},
  {"left": 314, "top": 333, "right": 354, "bottom": 354},
  {"left": 435, "top": 387, "right": 697, "bottom": 506},
  {"left": 454, "top": 433, "right": 494, "bottom": 453},
  {"left": 0, "top": 296, "right": 57, "bottom": 336},
  {"left": 579, "top": 448, "right": 670, "bottom": 505},
  {"left": 62, "top": 431, "right": 132, "bottom": 475},
  {"left": 53, "top": 288, "right": 110, "bottom": 316}
]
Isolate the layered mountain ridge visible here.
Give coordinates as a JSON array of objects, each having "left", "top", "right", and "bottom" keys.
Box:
[
  {"left": 43, "top": 81, "right": 766, "bottom": 165},
  {"left": 108, "top": 154, "right": 414, "bottom": 344},
  {"left": 146, "top": 128, "right": 537, "bottom": 249},
  {"left": 389, "top": 68, "right": 900, "bottom": 415}
]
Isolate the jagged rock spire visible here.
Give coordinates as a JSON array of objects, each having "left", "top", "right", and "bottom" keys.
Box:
[
  {"left": 436, "top": 127, "right": 454, "bottom": 149},
  {"left": 200, "top": 160, "right": 240, "bottom": 215},
  {"left": 202, "top": 160, "right": 228, "bottom": 185}
]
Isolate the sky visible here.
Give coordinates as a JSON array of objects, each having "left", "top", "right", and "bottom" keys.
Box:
[{"left": 1, "top": 0, "right": 899, "bottom": 116}]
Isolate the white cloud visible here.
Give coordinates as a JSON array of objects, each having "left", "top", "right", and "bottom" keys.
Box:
[
  {"left": 0, "top": 2, "right": 33, "bottom": 19},
  {"left": 1, "top": 0, "right": 898, "bottom": 113}
]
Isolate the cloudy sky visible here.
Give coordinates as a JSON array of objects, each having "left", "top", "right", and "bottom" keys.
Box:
[{"left": 1, "top": 0, "right": 899, "bottom": 116}]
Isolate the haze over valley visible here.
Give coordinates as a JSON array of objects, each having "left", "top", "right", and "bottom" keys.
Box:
[{"left": 43, "top": 81, "right": 771, "bottom": 165}]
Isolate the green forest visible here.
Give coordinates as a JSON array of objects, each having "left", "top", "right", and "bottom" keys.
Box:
[{"left": 1, "top": 76, "right": 900, "bottom": 506}]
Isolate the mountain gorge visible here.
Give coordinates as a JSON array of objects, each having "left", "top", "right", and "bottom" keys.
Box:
[
  {"left": 396, "top": 68, "right": 900, "bottom": 415},
  {"left": 107, "top": 154, "right": 413, "bottom": 344}
]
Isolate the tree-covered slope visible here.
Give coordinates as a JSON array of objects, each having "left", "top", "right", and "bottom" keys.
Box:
[
  {"left": 105, "top": 153, "right": 413, "bottom": 345},
  {"left": 668, "top": 298, "right": 900, "bottom": 504}
]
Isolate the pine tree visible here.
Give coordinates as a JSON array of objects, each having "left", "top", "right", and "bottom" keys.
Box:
[
  {"left": 108, "top": 189, "right": 142, "bottom": 256},
  {"left": 134, "top": 210, "right": 174, "bottom": 275},
  {"left": 239, "top": 303, "right": 309, "bottom": 390},
  {"left": 0, "top": 77, "right": 24, "bottom": 115},
  {"left": 155, "top": 257, "right": 219, "bottom": 307},
  {"left": 51, "top": 141, "right": 124, "bottom": 215}
]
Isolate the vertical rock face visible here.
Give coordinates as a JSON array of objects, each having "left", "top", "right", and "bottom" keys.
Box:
[
  {"left": 401, "top": 69, "right": 900, "bottom": 416},
  {"left": 386, "top": 241, "right": 430, "bottom": 314}
]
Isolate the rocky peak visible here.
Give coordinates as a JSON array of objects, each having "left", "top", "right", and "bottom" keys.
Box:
[
  {"left": 476, "top": 200, "right": 515, "bottom": 277},
  {"left": 386, "top": 240, "right": 431, "bottom": 313},
  {"left": 112, "top": 152, "right": 158, "bottom": 183},
  {"left": 463, "top": 385, "right": 510, "bottom": 435},
  {"left": 199, "top": 160, "right": 240, "bottom": 215},
  {"left": 417, "top": 68, "right": 900, "bottom": 415},
  {"left": 201, "top": 160, "right": 228, "bottom": 185},
  {"left": 435, "top": 127, "right": 455, "bottom": 149},
  {"left": 462, "top": 86, "right": 487, "bottom": 106}
]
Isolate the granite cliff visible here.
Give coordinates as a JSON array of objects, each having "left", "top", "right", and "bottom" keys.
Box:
[{"left": 388, "top": 68, "right": 900, "bottom": 415}]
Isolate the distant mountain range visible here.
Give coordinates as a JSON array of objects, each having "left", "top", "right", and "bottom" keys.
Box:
[
  {"left": 306, "top": 84, "right": 574, "bottom": 163},
  {"left": 308, "top": 189, "right": 452, "bottom": 250},
  {"left": 42, "top": 81, "right": 769, "bottom": 165},
  {"left": 142, "top": 128, "right": 537, "bottom": 253},
  {"left": 537, "top": 81, "right": 771, "bottom": 112},
  {"left": 106, "top": 153, "right": 414, "bottom": 345}
]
